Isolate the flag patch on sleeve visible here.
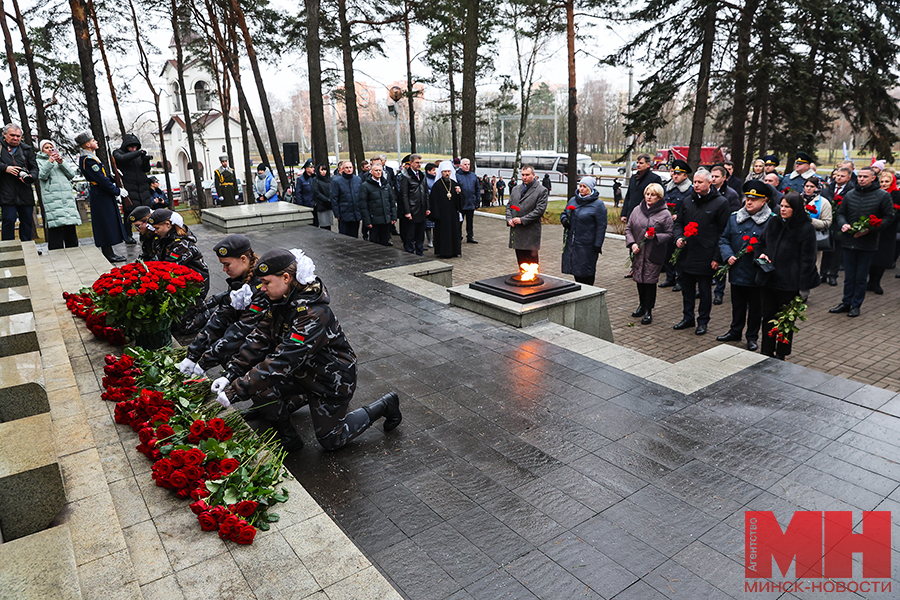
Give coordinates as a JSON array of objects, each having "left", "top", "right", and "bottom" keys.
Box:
[
  {"left": 169, "top": 252, "right": 180, "bottom": 260},
  {"left": 289, "top": 333, "right": 305, "bottom": 344},
  {"left": 249, "top": 304, "right": 262, "bottom": 313}
]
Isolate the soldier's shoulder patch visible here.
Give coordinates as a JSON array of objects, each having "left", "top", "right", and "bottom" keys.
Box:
[
  {"left": 289, "top": 333, "right": 305, "bottom": 344},
  {"left": 248, "top": 303, "right": 263, "bottom": 313},
  {"left": 296, "top": 306, "right": 307, "bottom": 312},
  {"left": 91, "top": 164, "right": 100, "bottom": 172},
  {"left": 266, "top": 310, "right": 272, "bottom": 318}
]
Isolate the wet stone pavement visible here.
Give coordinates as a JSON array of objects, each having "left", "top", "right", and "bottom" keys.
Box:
[{"left": 128, "top": 222, "right": 900, "bottom": 599}]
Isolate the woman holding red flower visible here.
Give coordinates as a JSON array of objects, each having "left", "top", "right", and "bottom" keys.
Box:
[
  {"left": 867, "top": 171, "right": 900, "bottom": 294},
  {"left": 560, "top": 176, "right": 607, "bottom": 286},
  {"left": 624, "top": 183, "right": 673, "bottom": 324}
]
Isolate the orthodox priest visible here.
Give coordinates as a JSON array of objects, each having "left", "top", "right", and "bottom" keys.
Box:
[{"left": 428, "top": 160, "right": 463, "bottom": 259}]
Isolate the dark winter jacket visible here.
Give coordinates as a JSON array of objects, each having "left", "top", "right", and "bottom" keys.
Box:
[
  {"left": 726, "top": 175, "right": 743, "bottom": 197},
  {"left": 330, "top": 173, "right": 362, "bottom": 222},
  {"left": 622, "top": 168, "right": 663, "bottom": 220},
  {"left": 398, "top": 167, "right": 430, "bottom": 222},
  {"left": 78, "top": 152, "right": 125, "bottom": 247},
  {"left": 836, "top": 181, "right": 895, "bottom": 252},
  {"left": 560, "top": 189, "right": 607, "bottom": 278},
  {"left": 296, "top": 172, "right": 315, "bottom": 208},
  {"left": 112, "top": 134, "right": 152, "bottom": 207},
  {"left": 312, "top": 173, "right": 332, "bottom": 212},
  {"left": 754, "top": 214, "right": 819, "bottom": 291},
  {"left": 663, "top": 178, "right": 693, "bottom": 218},
  {"left": 717, "top": 183, "right": 742, "bottom": 211},
  {"left": 187, "top": 276, "right": 268, "bottom": 370},
  {"left": 226, "top": 279, "right": 357, "bottom": 404},
  {"left": 873, "top": 189, "right": 900, "bottom": 268},
  {"left": 718, "top": 205, "right": 773, "bottom": 287},
  {"left": 358, "top": 176, "right": 397, "bottom": 227},
  {"left": 455, "top": 169, "right": 480, "bottom": 211},
  {"left": 0, "top": 141, "right": 39, "bottom": 207},
  {"left": 156, "top": 227, "right": 210, "bottom": 299},
  {"left": 673, "top": 187, "right": 730, "bottom": 276}
]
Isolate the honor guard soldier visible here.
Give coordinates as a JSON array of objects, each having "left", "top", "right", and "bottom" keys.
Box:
[
  {"left": 214, "top": 155, "right": 238, "bottom": 206},
  {"left": 75, "top": 131, "right": 128, "bottom": 263},
  {"left": 210, "top": 248, "right": 401, "bottom": 452}
]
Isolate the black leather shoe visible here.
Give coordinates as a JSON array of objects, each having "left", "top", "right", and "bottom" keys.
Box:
[
  {"left": 466, "top": 239, "right": 479, "bottom": 244},
  {"left": 673, "top": 319, "right": 695, "bottom": 330},
  {"left": 364, "top": 392, "right": 402, "bottom": 431},
  {"left": 829, "top": 303, "right": 851, "bottom": 313},
  {"left": 848, "top": 306, "right": 860, "bottom": 317},
  {"left": 658, "top": 279, "right": 675, "bottom": 288},
  {"left": 125, "top": 237, "right": 137, "bottom": 245},
  {"left": 716, "top": 332, "right": 741, "bottom": 342},
  {"left": 273, "top": 420, "right": 304, "bottom": 452},
  {"left": 641, "top": 312, "right": 652, "bottom": 325},
  {"left": 827, "top": 276, "right": 838, "bottom": 286},
  {"left": 108, "top": 254, "right": 127, "bottom": 263},
  {"left": 713, "top": 295, "right": 723, "bottom": 305},
  {"left": 631, "top": 306, "right": 646, "bottom": 318},
  {"left": 672, "top": 282, "right": 682, "bottom": 292},
  {"left": 747, "top": 340, "right": 759, "bottom": 351},
  {"left": 695, "top": 324, "right": 708, "bottom": 335},
  {"left": 870, "top": 285, "right": 884, "bottom": 295}
]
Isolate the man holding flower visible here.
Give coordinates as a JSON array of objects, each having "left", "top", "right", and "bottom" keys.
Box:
[
  {"left": 715, "top": 180, "right": 774, "bottom": 351},
  {"left": 672, "top": 169, "right": 730, "bottom": 335},
  {"left": 830, "top": 166, "right": 894, "bottom": 317}
]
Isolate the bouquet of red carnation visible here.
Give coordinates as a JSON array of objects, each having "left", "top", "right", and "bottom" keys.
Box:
[
  {"left": 626, "top": 226, "right": 656, "bottom": 266},
  {"left": 669, "top": 222, "right": 699, "bottom": 265},
  {"left": 715, "top": 235, "right": 758, "bottom": 278},
  {"left": 767, "top": 295, "right": 807, "bottom": 346},
  {"left": 847, "top": 214, "right": 881, "bottom": 235},
  {"left": 831, "top": 194, "right": 843, "bottom": 213},
  {"left": 805, "top": 203, "right": 818, "bottom": 216},
  {"left": 90, "top": 261, "right": 204, "bottom": 337},
  {"left": 666, "top": 202, "right": 677, "bottom": 215}
]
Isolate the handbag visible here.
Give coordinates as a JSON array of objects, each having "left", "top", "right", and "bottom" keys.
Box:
[{"left": 815, "top": 228, "right": 833, "bottom": 251}]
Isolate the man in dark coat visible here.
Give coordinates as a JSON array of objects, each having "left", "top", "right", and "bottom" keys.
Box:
[
  {"left": 820, "top": 165, "right": 854, "bottom": 286},
  {"left": 659, "top": 159, "right": 693, "bottom": 288},
  {"left": 358, "top": 163, "right": 396, "bottom": 246},
  {"left": 214, "top": 156, "right": 238, "bottom": 207},
  {"left": 506, "top": 165, "right": 549, "bottom": 266},
  {"left": 541, "top": 173, "right": 552, "bottom": 192},
  {"left": 330, "top": 160, "right": 363, "bottom": 238},
  {"left": 724, "top": 160, "right": 743, "bottom": 197},
  {"left": 75, "top": 131, "right": 127, "bottom": 263},
  {"left": 829, "top": 166, "right": 894, "bottom": 317},
  {"left": 0, "top": 124, "right": 39, "bottom": 241},
  {"left": 456, "top": 158, "right": 480, "bottom": 243},
  {"left": 113, "top": 133, "right": 151, "bottom": 244},
  {"left": 710, "top": 164, "right": 741, "bottom": 303},
  {"left": 715, "top": 181, "right": 774, "bottom": 351},
  {"left": 398, "top": 154, "right": 431, "bottom": 256},
  {"left": 781, "top": 152, "right": 816, "bottom": 194},
  {"left": 621, "top": 153, "right": 663, "bottom": 223},
  {"left": 496, "top": 176, "right": 506, "bottom": 205},
  {"left": 672, "top": 169, "right": 731, "bottom": 335}
]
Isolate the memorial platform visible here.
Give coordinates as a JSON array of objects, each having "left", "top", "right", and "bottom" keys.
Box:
[
  {"left": 12, "top": 216, "right": 900, "bottom": 600},
  {"left": 200, "top": 201, "right": 313, "bottom": 233}
]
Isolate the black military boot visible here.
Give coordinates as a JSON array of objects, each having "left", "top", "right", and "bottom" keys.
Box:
[
  {"left": 272, "top": 419, "right": 304, "bottom": 452},
  {"left": 363, "top": 392, "right": 402, "bottom": 431}
]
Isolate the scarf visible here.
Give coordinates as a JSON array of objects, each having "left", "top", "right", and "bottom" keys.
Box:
[{"left": 735, "top": 203, "right": 772, "bottom": 224}]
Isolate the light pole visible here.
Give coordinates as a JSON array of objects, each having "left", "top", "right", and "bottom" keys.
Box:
[{"left": 388, "top": 86, "right": 403, "bottom": 166}]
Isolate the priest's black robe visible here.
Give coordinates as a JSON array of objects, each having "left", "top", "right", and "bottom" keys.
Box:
[{"left": 429, "top": 176, "right": 463, "bottom": 258}]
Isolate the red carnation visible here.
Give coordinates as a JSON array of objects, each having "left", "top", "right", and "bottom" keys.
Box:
[
  {"left": 565, "top": 205, "right": 576, "bottom": 211},
  {"left": 511, "top": 205, "right": 520, "bottom": 211}
]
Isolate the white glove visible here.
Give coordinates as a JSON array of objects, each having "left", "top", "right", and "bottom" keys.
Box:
[
  {"left": 178, "top": 358, "right": 197, "bottom": 376},
  {"left": 119, "top": 188, "right": 129, "bottom": 198},
  {"left": 191, "top": 363, "right": 206, "bottom": 376},
  {"left": 216, "top": 391, "right": 231, "bottom": 408},
  {"left": 229, "top": 284, "right": 252, "bottom": 311},
  {"left": 211, "top": 376, "right": 229, "bottom": 394}
]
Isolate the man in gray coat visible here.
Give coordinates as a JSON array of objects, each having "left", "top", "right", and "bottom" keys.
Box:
[{"left": 506, "top": 165, "right": 548, "bottom": 266}]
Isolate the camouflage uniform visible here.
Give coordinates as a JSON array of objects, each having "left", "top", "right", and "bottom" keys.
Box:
[
  {"left": 224, "top": 279, "right": 366, "bottom": 450},
  {"left": 186, "top": 276, "right": 268, "bottom": 371},
  {"left": 156, "top": 227, "right": 211, "bottom": 334}
]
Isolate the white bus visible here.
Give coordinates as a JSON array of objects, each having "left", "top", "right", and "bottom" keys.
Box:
[{"left": 474, "top": 151, "right": 593, "bottom": 194}]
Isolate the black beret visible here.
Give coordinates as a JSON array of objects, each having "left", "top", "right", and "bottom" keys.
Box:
[
  {"left": 671, "top": 159, "right": 692, "bottom": 174},
  {"left": 795, "top": 151, "right": 812, "bottom": 164},
  {"left": 254, "top": 249, "right": 295, "bottom": 277},
  {"left": 743, "top": 179, "right": 772, "bottom": 199},
  {"left": 129, "top": 206, "right": 151, "bottom": 222},
  {"left": 213, "top": 234, "right": 252, "bottom": 258},
  {"left": 762, "top": 154, "right": 779, "bottom": 166},
  {"left": 148, "top": 208, "right": 173, "bottom": 225}
]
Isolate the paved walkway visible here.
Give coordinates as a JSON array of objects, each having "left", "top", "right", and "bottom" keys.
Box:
[
  {"left": 132, "top": 218, "right": 900, "bottom": 600},
  {"left": 444, "top": 211, "right": 900, "bottom": 392}
]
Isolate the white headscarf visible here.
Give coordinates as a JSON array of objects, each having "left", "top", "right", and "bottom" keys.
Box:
[{"left": 437, "top": 160, "right": 457, "bottom": 182}]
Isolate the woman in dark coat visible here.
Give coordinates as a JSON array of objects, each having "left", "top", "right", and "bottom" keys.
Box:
[
  {"left": 481, "top": 174, "right": 493, "bottom": 207},
  {"left": 311, "top": 164, "right": 333, "bottom": 230},
  {"left": 358, "top": 163, "right": 397, "bottom": 246},
  {"left": 429, "top": 161, "right": 463, "bottom": 258},
  {"left": 755, "top": 192, "right": 819, "bottom": 359},
  {"left": 75, "top": 131, "right": 127, "bottom": 263},
  {"left": 867, "top": 171, "right": 899, "bottom": 294},
  {"left": 561, "top": 177, "right": 608, "bottom": 287},
  {"left": 624, "top": 182, "right": 674, "bottom": 324}
]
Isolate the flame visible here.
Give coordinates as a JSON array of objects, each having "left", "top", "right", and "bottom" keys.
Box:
[{"left": 519, "top": 263, "right": 539, "bottom": 281}]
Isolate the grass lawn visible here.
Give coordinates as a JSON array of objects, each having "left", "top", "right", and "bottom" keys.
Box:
[{"left": 478, "top": 200, "right": 626, "bottom": 235}]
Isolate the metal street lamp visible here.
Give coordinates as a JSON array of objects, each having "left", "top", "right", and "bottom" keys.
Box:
[{"left": 388, "top": 86, "right": 403, "bottom": 166}]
